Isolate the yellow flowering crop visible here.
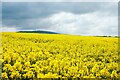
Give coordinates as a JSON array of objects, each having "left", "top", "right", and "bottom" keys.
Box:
[{"left": 1, "top": 32, "right": 119, "bottom": 79}]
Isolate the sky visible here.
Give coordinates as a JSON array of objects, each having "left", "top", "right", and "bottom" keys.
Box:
[
  {"left": 1, "top": 0, "right": 119, "bottom": 2},
  {"left": 1, "top": 2, "right": 118, "bottom": 36}
]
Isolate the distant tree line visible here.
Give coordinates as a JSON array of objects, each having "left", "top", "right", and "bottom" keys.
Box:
[{"left": 96, "top": 36, "right": 119, "bottom": 38}]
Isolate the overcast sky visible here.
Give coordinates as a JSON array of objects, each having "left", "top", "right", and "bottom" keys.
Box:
[
  {"left": 1, "top": 0, "right": 119, "bottom": 2},
  {"left": 1, "top": 2, "right": 118, "bottom": 36}
]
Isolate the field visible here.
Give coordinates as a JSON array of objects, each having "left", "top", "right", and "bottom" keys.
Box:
[{"left": 1, "top": 32, "right": 119, "bottom": 79}]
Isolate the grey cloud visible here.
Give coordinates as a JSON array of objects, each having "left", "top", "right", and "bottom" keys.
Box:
[
  {"left": 2, "top": 2, "right": 118, "bottom": 36},
  {"left": 0, "top": 2, "right": 2, "bottom": 26},
  {"left": 1, "top": 0, "right": 119, "bottom": 2},
  {"left": 2, "top": 2, "right": 117, "bottom": 19}
]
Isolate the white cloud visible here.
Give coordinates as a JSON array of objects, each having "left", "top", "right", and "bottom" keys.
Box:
[
  {"left": 42, "top": 11, "right": 118, "bottom": 36},
  {"left": 0, "top": 26, "right": 17, "bottom": 32},
  {"left": 2, "top": 11, "right": 117, "bottom": 36}
]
